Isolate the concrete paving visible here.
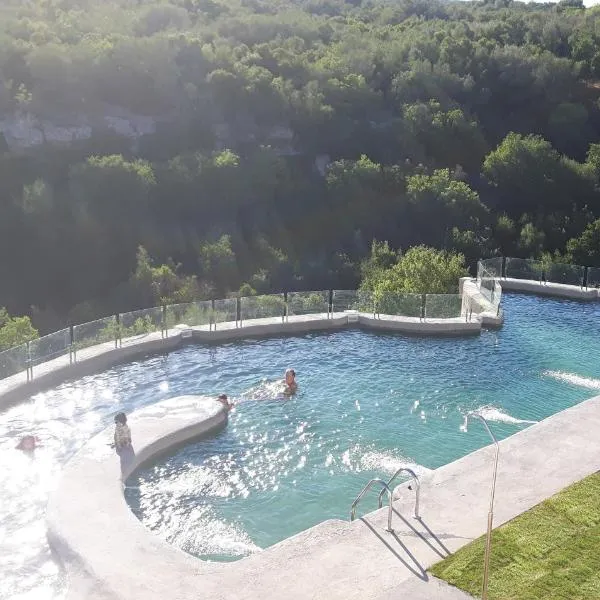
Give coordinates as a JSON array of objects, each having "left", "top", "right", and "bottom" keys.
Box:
[{"left": 47, "top": 392, "right": 600, "bottom": 600}]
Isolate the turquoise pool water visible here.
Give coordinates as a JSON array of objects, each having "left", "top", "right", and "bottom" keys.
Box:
[
  {"left": 125, "top": 293, "right": 600, "bottom": 562},
  {"left": 1, "top": 292, "right": 600, "bottom": 598}
]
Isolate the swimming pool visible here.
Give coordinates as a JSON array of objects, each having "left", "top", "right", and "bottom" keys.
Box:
[{"left": 2, "top": 293, "right": 600, "bottom": 598}]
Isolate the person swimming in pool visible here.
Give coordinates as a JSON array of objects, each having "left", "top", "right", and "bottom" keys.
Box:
[
  {"left": 16, "top": 435, "right": 40, "bottom": 452},
  {"left": 283, "top": 368, "right": 297, "bottom": 395}
]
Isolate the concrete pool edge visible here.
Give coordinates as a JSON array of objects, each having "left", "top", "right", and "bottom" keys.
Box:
[
  {"left": 500, "top": 277, "right": 599, "bottom": 300},
  {"left": 46, "top": 396, "right": 230, "bottom": 600},
  {"left": 46, "top": 394, "right": 600, "bottom": 600}
]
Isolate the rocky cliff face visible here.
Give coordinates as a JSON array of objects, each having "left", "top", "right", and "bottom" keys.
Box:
[
  {"left": 0, "top": 110, "right": 158, "bottom": 151},
  {"left": 0, "top": 110, "right": 331, "bottom": 174}
]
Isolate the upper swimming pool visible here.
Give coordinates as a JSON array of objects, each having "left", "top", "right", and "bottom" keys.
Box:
[{"left": 2, "top": 293, "right": 600, "bottom": 599}]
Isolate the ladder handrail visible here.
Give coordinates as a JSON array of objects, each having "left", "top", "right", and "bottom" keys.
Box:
[
  {"left": 350, "top": 478, "right": 393, "bottom": 532},
  {"left": 378, "top": 467, "right": 420, "bottom": 518}
]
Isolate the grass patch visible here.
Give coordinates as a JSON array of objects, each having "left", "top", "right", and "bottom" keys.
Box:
[{"left": 429, "top": 473, "right": 600, "bottom": 599}]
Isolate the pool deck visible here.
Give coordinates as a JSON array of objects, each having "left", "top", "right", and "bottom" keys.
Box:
[
  {"left": 47, "top": 393, "right": 600, "bottom": 600},
  {"left": 500, "top": 277, "right": 599, "bottom": 300}
]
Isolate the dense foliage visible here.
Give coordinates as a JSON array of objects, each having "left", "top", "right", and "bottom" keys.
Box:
[
  {"left": 3, "top": 0, "right": 600, "bottom": 338},
  {"left": 360, "top": 243, "right": 469, "bottom": 295},
  {"left": 0, "top": 308, "right": 38, "bottom": 351}
]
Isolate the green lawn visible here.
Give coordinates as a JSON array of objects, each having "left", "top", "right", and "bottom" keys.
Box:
[{"left": 429, "top": 473, "right": 600, "bottom": 600}]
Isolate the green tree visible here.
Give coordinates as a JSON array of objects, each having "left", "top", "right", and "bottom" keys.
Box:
[
  {"left": 361, "top": 245, "right": 468, "bottom": 295},
  {"left": 0, "top": 308, "right": 39, "bottom": 351},
  {"left": 360, "top": 240, "right": 399, "bottom": 290},
  {"left": 566, "top": 219, "right": 600, "bottom": 266},
  {"left": 482, "top": 133, "right": 562, "bottom": 215},
  {"left": 518, "top": 222, "right": 546, "bottom": 257},
  {"left": 406, "top": 169, "right": 487, "bottom": 247},
  {"left": 198, "top": 235, "right": 240, "bottom": 295}
]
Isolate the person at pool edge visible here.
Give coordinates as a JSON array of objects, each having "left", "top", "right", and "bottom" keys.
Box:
[
  {"left": 112, "top": 412, "right": 134, "bottom": 474},
  {"left": 217, "top": 393, "right": 234, "bottom": 411},
  {"left": 113, "top": 412, "right": 132, "bottom": 452},
  {"left": 284, "top": 368, "right": 297, "bottom": 395}
]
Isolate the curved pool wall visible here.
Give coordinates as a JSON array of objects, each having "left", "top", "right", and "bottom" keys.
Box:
[
  {"left": 47, "top": 396, "right": 229, "bottom": 600},
  {"left": 47, "top": 393, "right": 600, "bottom": 600},
  {"left": 0, "top": 277, "right": 500, "bottom": 410}
]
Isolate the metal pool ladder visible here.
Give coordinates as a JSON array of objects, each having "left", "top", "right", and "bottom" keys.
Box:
[
  {"left": 350, "top": 479, "right": 394, "bottom": 531},
  {"left": 378, "top": 467, "right": 420, "bottom": 519},
  {"left": 350, "top": 468, "right": 421, "bottom": 532}
]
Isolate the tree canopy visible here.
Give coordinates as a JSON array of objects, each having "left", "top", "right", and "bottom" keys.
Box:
[
  {"left": 360, "top": 245, "right": 469, "bottom": 295},
  {"left": 2, "top": 0, "right": 600, "bottom": 334}
]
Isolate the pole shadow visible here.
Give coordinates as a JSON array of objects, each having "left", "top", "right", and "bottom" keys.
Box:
[{"left": 360, "top": 518, "right": 428, "bottom": 581}]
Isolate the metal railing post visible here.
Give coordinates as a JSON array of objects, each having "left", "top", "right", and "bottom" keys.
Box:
[
  {"left": 26, "top": 341, "right": 31, "bottom": 382},
  {"left": 236, "top": 298, "right": 241, "bottom": 329},
  {"left": 466, "top": 412, "right": 499, "bottom": 600},
  {"left": 584, "top": 266, "right": 589, "bottom": 290},
  {"left": 69, "top": 325, "right": 74, "bottom": 365},
  {"left": 421, "top": 294, "right": 426, "bottom": 322},
  {"left": 501, "top": 256, "right": 506, "bottom": 279},
  {"left": 329, "top": 290, "right": 333, "bottom": 319},
  {"left": 284, "top": 292, "right": 288, "bottom": 323},
  {"left": 116, "top": 314, "right": 121, "bottom": 348},
  {"left": 162, "top": 305, "right": 167, "bottom": 338}
]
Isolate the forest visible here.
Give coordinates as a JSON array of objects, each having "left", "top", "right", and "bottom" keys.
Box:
[{"left": 2, "top": 0, "right": 600, "bottom": 345}]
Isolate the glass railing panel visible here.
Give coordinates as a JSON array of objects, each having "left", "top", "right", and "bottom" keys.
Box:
[
  {"left": 505, "top": 257, "right": 542, "bottom": 281},
  {"left": 425, "top": 294, "right": 463, "bottom": 319},
  {"left": 479, "top": 257, "right": 503, "bottom": 278},
  {"left": 587, "top": 267, "right": 600, "bottom": 288},
  {"left": 29, "top": 328, "right": 71, "bottom": 366},
  {"left": 0, "top": 343, "right": 28, "bottom": 378},
  {"left": 375, "top": 293, "right": 422, "bottom": 318},
  {"left": 165, "top": 301, "right": 212, "bottom": 329},
  {"left": 119, "top": 307, "right": 163, "bottom": 342},
  {"left": 331, "top": 290, "right": 374, "bottom": 313},
  {"left": 73, "top": 316, "right": 118, "bottom": 351},
  {"left": 240, "top": 294, "right": 285, "bottom": 321},
  {"left": 213, "top": 298, "right": 237, "bottom": 326},
  {"left": 544, "top": 262, "right": 585, "bottom": 287},
  {"left": 287, "top": 291, "right": 329, "bottom": 317}
]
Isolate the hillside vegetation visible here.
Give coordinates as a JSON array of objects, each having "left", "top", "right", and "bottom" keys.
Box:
[{"left": 2, "top": 0, "right": 600, "bottom": 336}]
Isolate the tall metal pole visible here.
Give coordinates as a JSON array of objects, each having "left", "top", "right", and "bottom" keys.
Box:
[{"left": 467, "top": 412, "right": 499, "bottom": 600}]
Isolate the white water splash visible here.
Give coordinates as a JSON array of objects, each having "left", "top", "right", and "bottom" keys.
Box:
[
  {"left": 168, "top": 508, "right": 261, "bottom": 558},
  {"left": 241, "top": 379, "right": 286, "bottom": 401},
  {"left": 543, "top": 370, "right": 600, "bottom": 390},
  {"left": 461, "top": 405, "right": 537, "bottom": 431},
  {"left": 353, "top": 446, "right": 432, "bottom": 477}
]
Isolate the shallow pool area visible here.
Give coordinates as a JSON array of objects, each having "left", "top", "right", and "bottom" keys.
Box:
[{"left": 2, "top": 292, "right": 600, "bottom": 599}]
